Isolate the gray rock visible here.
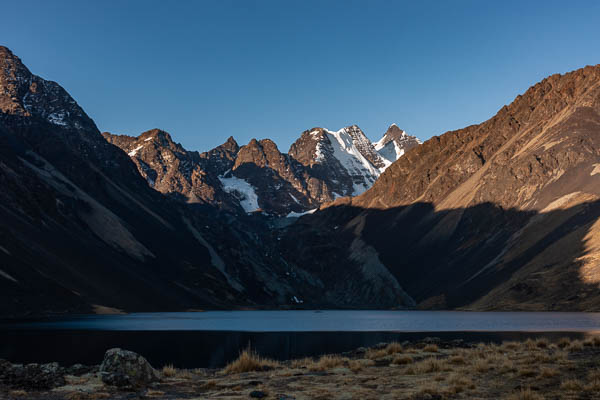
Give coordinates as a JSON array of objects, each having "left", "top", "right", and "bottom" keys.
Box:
[{"left": 99, "top": 348, "right": 159, "bottom": 388}]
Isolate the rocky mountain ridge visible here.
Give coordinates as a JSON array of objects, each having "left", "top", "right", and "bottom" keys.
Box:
[
  {"left": 2, "top": 43, "right": 599, "bottom": 315},
  {"left": 0, "top": 46, "right": 413, "bottom": 316},
  {"left": 104, "top": 123, "right": 421, "bottom": 216}
]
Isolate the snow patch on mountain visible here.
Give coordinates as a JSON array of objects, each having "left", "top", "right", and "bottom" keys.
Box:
[
  {"left": 286, "top": 209, "right": 317, "bottom": 218},
  {"left": 374, "top": 125, "right": 422, "bottom": 167},
  {"left": 128, "top": 145, "right": 144, "bottom": 157},
  {"left": 219, "top": 175, "right": 260, "bottom": 213},
  {"left": 323, "top": 127, "right": 381, "bottom": 195},
  {"left": 377, "top": 141, "right": 406, "bottom": 164}
]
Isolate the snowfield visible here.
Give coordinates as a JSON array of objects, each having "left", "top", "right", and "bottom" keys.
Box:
[
  {"left": 322, "top": 127, "right": 381, "bottom": 196},
  {"left": 219, "top": 175, "right": 260, "bottom": 213}
]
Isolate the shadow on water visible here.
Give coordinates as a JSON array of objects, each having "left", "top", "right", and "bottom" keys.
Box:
[{"left": 0, "top": 330, "right": 593, "bottom": 368}]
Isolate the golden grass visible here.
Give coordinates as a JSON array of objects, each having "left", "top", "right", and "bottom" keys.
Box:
[
  {"left": 365, "top": 348, "right": 388, "bottom": 360},
  {"left": 448, "top": 355, "right": 466, "bottom": 365},
  {"left": 584, "top": 379, "right": 600, "bottom": 391},
  {"left": 557, "top": 337, "right": 571, "bottom": 348},
  {"left": 347, "top": 359, "right": 364, "bottom": 373},
  {"left": 162, "top": 364, "right": 177, "bottom": 377},
  {"left": 560, "top": 379, "right": 583, "bottom": 391},
  {"left": 177, "top": 370, "right": 194, "bottom": 379},
  {"left": 588, "top": 369, "right": 600, "bottom": 381},
  {"left": 473, "top": 358, "right": 491, "bottom": 373},
  {"left": 539, "top": 367, "right": 558, "bottom": 378},
  {"left": 517, "top": 367, "right": 537, "bottom": 378},
  {"left": 8, "top": 390, "right": 27, "bottom": 398},
  {"left": 199, "top": 380, "right": 217, "bottom": 390},
  {"left": 448, "top": 374, "right": 475, "bottom": 392},
  {"left": 568, "top": 339, "right": 584, "bottom": 351},
  {"left": 385, "top": 342, "right": 403, "bottom": 355},
  {"left": 290, "top": 357, "right": 313, "bottom": 369},
  {"left": 502, "top": 341, "right": 520, "bottom": 350},
  {"left": 422, "top": 343, "right": 439, "bottom": 352},
  {"left": 414, "top": 357, "right": 445, "bottom": 373},
  {"left": 392, "top": 354, "right": 413, "bottom": 365},
  {"left": 309, "top": 354, "right": 348, "bottom": 371},
  {"left": 223, "top": 348, "right": 280, "bottom": 374}
]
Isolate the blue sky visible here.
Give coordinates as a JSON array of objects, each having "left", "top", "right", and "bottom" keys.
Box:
[{"left": 2, "top": 1, "right": 599, "bottom": 152}]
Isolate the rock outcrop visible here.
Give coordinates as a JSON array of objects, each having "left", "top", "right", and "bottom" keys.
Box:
[
  {"left": 0, "top": 359, "right": 65, "bottom": 389},
  {"left": 105, "top": 123, "right": 419, "bottom": 216},
  {"left": 99, "top": 348, "right": 159, "bottom": 388}
]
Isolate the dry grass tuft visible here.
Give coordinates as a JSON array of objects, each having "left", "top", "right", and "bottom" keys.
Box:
[
  {"left": 365, "top": 348, "right": 388, "bottom": 360},
  {"left": 535, "top": 338, "right": 549, "bottom": 349},
  {"left": 523, "top": 338, "right": 537, "bottom": 350},
  {"left": 584, "top": 379, "right": 600, "bottom": 391},
  {"left": 588, "top": 369, "right": 600, "bottom": 381},
  {"left": 347, "top": 359, "right": 365, "bottom": 373},
  {"left": 557, "top": 337, "right": 571, "bottom": 348},
  {"left": 560, "top": 379, "right": 583, "bottom": 391},
  {"left": 199, "top": 380, "right": 217, "bottom": 390},
  {"left": 473, "top": 358, "right": 491, "bottom": 373},
  {"left": 498, "top": 358, "right": 516, "bottom": 374},
  {"left": 162, "top": 364, "right": 177, "bottom": 377},
  {"left": 309, "top": 355, "right": 348, "bottom": 371},
  {"left": 413, "top": 383, "right": 444, "bottom": 399},
  {"left": 506, "top": 387, "right": 545, "bottom": 400},
  {"left": 392, "top": 354, "right": 414, "bottom": 365},
  {"left": 518, "top": 368, "right": 537, "bottom": 378},
  {"left": 415, "top": 357, "right": 445, "bottom": 373},
  {"left": 448, "top": 355, "right": 466, "bottom": 365},
  {"left": 422, "top": 344, "right": 439, "bottom": 353},
  {"left": 290, "top": 357, "right": 313, "bottom": 369},
  {"left": 502, "top": 341, "right": 520, "bottom": 350},
  {"left": 568, "top": 340, "right": 584, "bottom": 351},
  {"left": 539, "top": 367, "right": 558, "bottom": 378},
  {"left": 8, "top": 391, "right": 27, "bottom": 398},
  {"left": 177, "top": 370, "right": 194, "bottom": 379},
  {"left": 448, "top": 374, "right": 475, "bottom": 394},
  {"left": 385, "top": 342, "right": 403, "bottom": 355},
  {"left": 223, "top": 348, "right": 279, "bottom": 374}
]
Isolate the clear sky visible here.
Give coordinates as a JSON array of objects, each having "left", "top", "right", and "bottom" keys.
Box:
[{"left": 2, "top": 1, "right": 599, "bottom": 152}]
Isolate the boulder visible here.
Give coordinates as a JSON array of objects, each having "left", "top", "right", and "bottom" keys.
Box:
[{"left": 99, "top": 348, "right": 159, "bottom": 388}]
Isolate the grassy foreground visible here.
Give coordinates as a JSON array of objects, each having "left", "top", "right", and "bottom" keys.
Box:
[{"left": 4, "top": 337, "right": 600, "bottom": 399}]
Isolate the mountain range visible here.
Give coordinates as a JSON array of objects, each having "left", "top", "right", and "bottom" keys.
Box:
[
  {"left": 102, "top": 123, "right": 420, "bottom": 216},
  {"left": 1, "top": 44, "right": 599, "bottom": 316}
]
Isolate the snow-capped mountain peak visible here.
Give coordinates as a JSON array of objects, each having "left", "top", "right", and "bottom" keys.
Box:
[{"left": 374, "top": 124, "right": 422, "bottom": 165}]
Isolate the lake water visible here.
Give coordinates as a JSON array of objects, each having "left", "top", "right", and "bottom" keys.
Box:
[{"left": 1, "top": 310, "right": 599, "bottom": 368}]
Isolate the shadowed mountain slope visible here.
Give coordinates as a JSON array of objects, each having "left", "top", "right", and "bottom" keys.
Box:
[
  {"left": 284, "top": 64, "right": 600, "bottom": 310},
  {"left": 0, "top": 46, "right": 376, "bottom": 316}
]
